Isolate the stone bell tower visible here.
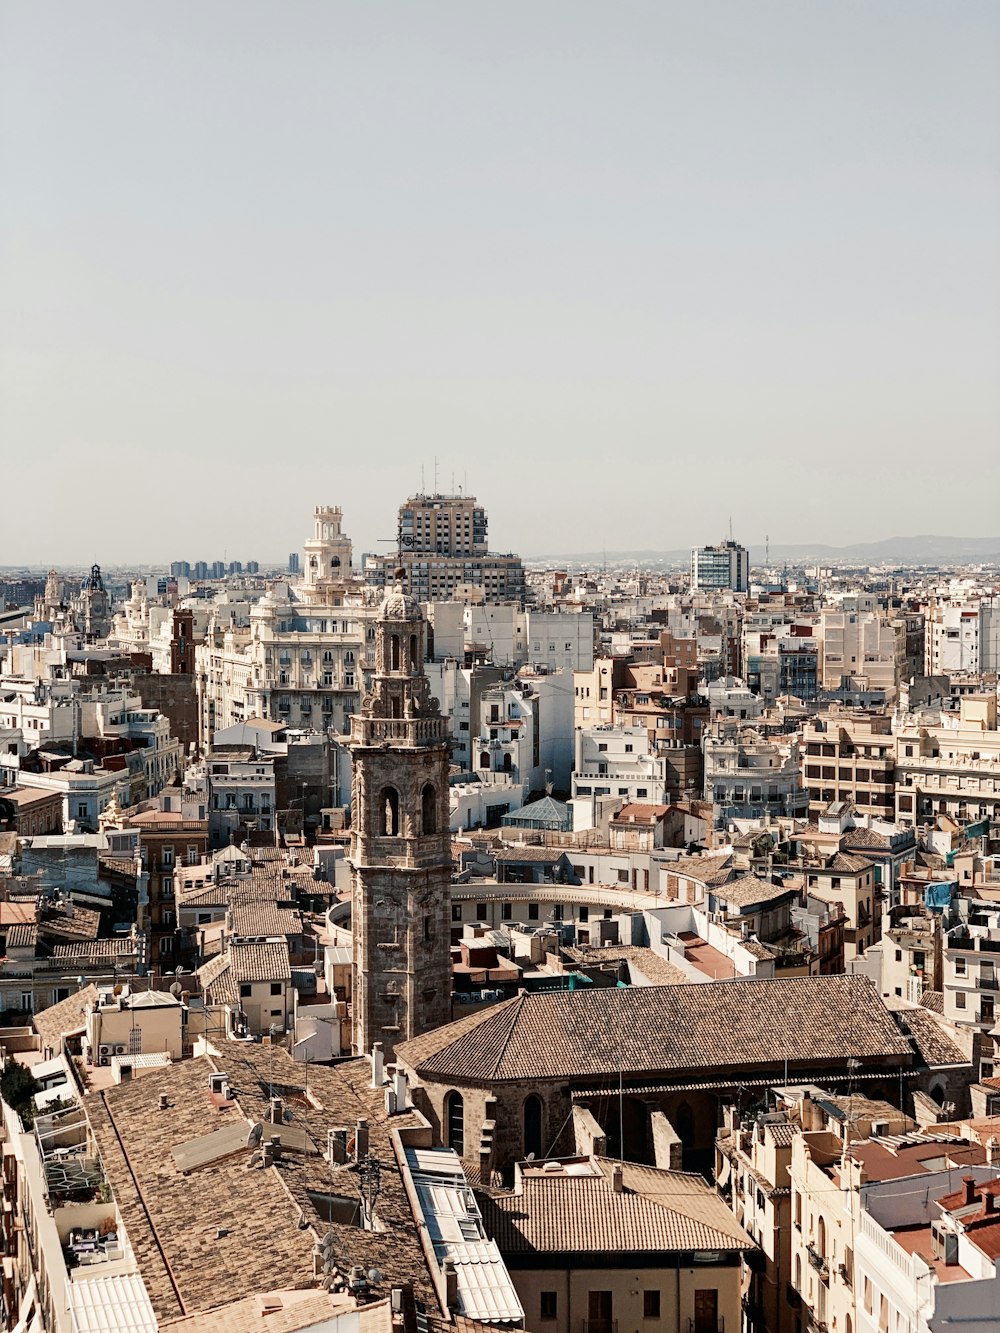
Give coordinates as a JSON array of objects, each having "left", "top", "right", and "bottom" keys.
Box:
[{"left": 349, "top": 570, "right": 452, "bottom": 1061}]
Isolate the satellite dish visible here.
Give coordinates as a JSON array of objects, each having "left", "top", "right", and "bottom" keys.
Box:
[
  {"left": 323, "top": 1231, "right": 335, "bottom": 1247},
  {"left": 112, "top": 983, "right": 123, "bottom": 996},
  {"left": 368, "top": 1268, "right": 383, "bottom": 1286},
  {"left": 323, "top": 1259, "right": 334, "bottom": 1275},
  {"left": 169, "top": 982, "right": 183, "bottom": 997},
  {"left": 247, "top": 1123, "right": 264, "bottom": 1149}
]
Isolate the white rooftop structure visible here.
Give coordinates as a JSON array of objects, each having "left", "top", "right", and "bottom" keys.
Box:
[{"left": 404, "top": 1146, "right": 524, "bottom": 1326}]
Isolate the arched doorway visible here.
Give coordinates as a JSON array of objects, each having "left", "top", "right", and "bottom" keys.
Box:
[
  {"left": 524, "top": 1095, "right": 543, "bottom": 1159},
  {"left": 422, "top": 783, "right": 437, "bottom": 835},
  {"left": 445, "top": 1092, "right": 464, "bottom": 1155}
]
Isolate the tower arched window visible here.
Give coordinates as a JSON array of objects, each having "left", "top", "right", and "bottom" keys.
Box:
[
  {"left": 446, "top": 1091, "right": 464, "bottom": 1155},
  {"left": 380, "top": 786, "right": 400, "bottom": 837},
  {"left": 502, "top": 752, "right": 513, "bottom": 773},
  {"left": 390, "top": 635, "right": 401, "bottom": 671},
  {"left": 480, "top": 752, "right": 490, "bottom": 769},
  {"left": 410, "top": 634, "right": 418, "bottom": 670},
  {"left": 524, "top": 1094, "right": 543, "bottom": 1159},
  {"left": 422, "top": 783, "right": 437, "bottom": 835}
]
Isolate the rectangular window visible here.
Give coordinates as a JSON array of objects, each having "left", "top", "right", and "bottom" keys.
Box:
[
  {"left": 270, "top": 982, "right": 283, "bottom": 996},
  {"left": 240, "top": 983, "right": 252, "bottom": 998},
  {"left": 956, "top": 991, "right": 966, "bottom": 1009},
  {"left": 528, "top": 904, "right": 539, "bottom": 921},
  {"left": 162, "top": 846, "right": 175, "bottom": 867},
  {"left": 643, "top": 1291, "right": 661, "bottom": 1319},
  {"left": 476, "top": 904, "right": 489, "bottom": 921},
  {"left": 502, "top": 903, "right": 513, "bottom": 920},
  {"left": 540, "top": 1293, "right": 557, "bottom": 1321},
  {"left": 452, "top": 904, "right": 463, "bottom": 922}
]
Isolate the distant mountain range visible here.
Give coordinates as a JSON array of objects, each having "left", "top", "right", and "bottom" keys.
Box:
[{"left": 527, "top": 534, "right": 1000, "bottom": 567}]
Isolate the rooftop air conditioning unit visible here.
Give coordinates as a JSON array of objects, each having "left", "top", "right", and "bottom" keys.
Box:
[
  {"left": 114, "top": 1044, "right": 128, "bottom": 1056},
  {"left": 98, "top": 1044, "right": 113, "bottom": 1058}
]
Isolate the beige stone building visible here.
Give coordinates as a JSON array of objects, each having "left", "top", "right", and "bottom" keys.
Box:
[
  {"left": 480, "top": 1155, "right": 753, "bottom": 1333},
  {"left": 802, "top": 708, "right": 895, "bottom": 819}
]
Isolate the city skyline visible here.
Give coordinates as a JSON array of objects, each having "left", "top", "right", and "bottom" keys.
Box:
[{"left": 3, "top": 1, "right": 999, "bottom": 565}]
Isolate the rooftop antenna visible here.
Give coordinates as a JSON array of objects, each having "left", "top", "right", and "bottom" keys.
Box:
[
  {"left": 421, "top": 463, "right": 425, "bottom": 493},
  {"left": 433, "top": 456, "right": 439, "bottom": 492},
  {"left": 765, "top": 534, "right": 769, "bottom": 566},
  {"left": 729, "top": 515, "right": 733, "bottom": 542}
]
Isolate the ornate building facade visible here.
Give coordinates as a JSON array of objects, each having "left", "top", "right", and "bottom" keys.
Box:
[{"left": 349, "top": 573, "right": 452, "bottom": 1062}]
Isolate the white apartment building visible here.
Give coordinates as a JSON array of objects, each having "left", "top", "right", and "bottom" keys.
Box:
[
  {"left": 462, "top": 604, "right": 594, "bottom": 673},
  {"left": 894, "top": 695, "right": 1000, "bottom": 828},
  {"left": 925, "top": 598, "right": 1000, "bottom": 676},
  {"left": 790, "top": 1116, "right": 1000, "bottom": 1333},
  {"left": 943, "top": 905, "right": 1000, "bottom": 1079},
  {"left": 703, "top": 725, "right": 808, "bottom": 828},
  {"left": 426, "top": 661, "right": 574, "bottom": 792},
  {"left": 0, "top": 1077, "right": 158, "bottom": 1332},
  {"left": 571, "top": 725, "right": 671, "bottom": 806}
]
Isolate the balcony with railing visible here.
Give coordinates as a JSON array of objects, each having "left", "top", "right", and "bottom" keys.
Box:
[{"left": 806, "top": 1243, "right": 830, "bottom": 1280}]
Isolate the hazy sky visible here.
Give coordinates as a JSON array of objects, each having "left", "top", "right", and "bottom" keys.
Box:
[{"left": 2, "top": 2, "right": 999, "bottom": 565}]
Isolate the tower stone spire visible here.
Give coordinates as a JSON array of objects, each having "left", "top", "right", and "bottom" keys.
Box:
[{"left": 348, "top": 570, "right": 452, "bottom": 1061}]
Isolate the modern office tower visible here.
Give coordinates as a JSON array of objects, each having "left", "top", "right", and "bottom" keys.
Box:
[
  {"left": 368, "top": 493, "right": 525, "bottom": 603},
  {"left": 691, "top": 540, "right": 750, "bottom": 593}
]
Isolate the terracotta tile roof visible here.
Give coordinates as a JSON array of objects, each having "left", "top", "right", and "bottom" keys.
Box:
[
  {"left": 88, "top": 1056, "right": 315, "bottom": 1321},
  {"left": 663, "top": 853, "right": 734, "bottom": 885},
  {"left": 739, "top": 938, "right": 777, "bottom": 960},
  {"left": 5, "top": 922, "right": 37, "bottom": 949},
  {"left": 827, "top": 852, "right": 875, "bottom": 875},
  {"left": 32, "top": 984, "right": 100, "bottom": 1050},
  {"left": 842, "top": 827, "right": 892, "bottom": 851},
  {"left": 481, "top": 1159, "right": 753, "bottom": 1254},
  {"left": 39, "top": 903, "right": 101, "bottom": 942},
  {"left": 52, "top": 938, "right": 137, "bottom": 963},
  {"left": 99, "top": 855, "right": 140, "bottom": 878},
  {"left": 712, "top": 874, "right": 795, "bottom": 908},
  {"left": 894, "top": 1007, "right": 970, "bottom": 1068},
  {"left": 920, "top": 991, "right": 945, "bottom": 1014},
  {"left": 397, "top": 976, "right": 911, "bottom": 1085},
  {"left": 199, "top": 941, "right": 291, "bottom": 1005},
  {"left": 160, "top": 1292, "right": 392, "bottom": 1333},
  {"left": 229, "top": 901, "right": 303, "bottom": 940},
  {"left": 562, "top": 945, "right": 690, "bottom": 987},
  {"left": 492, "top": 847, "right": 568, "bottom": 865},
  {"left": 611, "top": 805, "right": 672, "bottom": 823},
  {"left": 231, "top": 940, "right": 291, "bottom": 983},
  {"left": 764, "top": 1122, "right": 801, "bottom": 1148}
]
